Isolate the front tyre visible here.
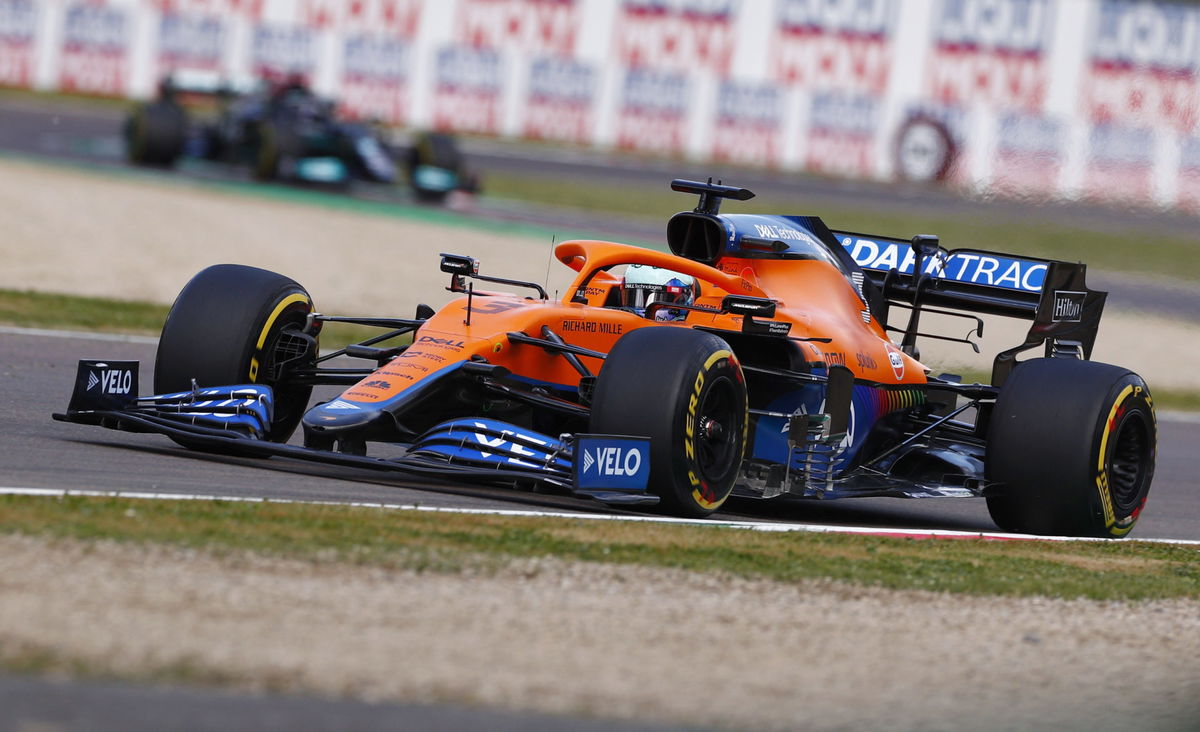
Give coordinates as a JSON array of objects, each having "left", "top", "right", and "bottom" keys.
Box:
[
  {"left": 590, "top": 327, "right": 747, "bottom": 517},
  {"left": 154, "top": 264, "right": 317, "bottom": 443},
  {"left": 985, "top": 358, "right": 1156, "bottom": 538}
]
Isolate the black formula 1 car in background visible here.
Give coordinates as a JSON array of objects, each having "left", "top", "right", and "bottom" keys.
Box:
[{"left": 124, "top": 74, "right": 477, "bottom": 202}]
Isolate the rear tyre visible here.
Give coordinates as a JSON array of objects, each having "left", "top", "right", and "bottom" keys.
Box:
[
  {"left": 126, "top": 100, "right": 188, "bottom": 167},
  {"left": 590, "top": 328, "right": 747, "bottom": 517},
  {"left": 154, "top": 264, "right": 317, "bottom": 444},
  {"left": 254, "top": 122, "right": 300, "bottom": 181},
  {"left": 985, "top": 358, "right": 1156, "bottom": 538}
]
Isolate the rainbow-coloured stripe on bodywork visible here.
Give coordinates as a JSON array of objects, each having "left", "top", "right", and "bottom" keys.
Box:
[
  {"left": 750, "top": 378, "right": 926, "bottom": 474},
  {"left": 854, "top": 383, "right": 925, "bottom": 423}
]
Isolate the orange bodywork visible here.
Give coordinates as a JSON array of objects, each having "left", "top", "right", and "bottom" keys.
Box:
[{"left": 330, "top": 240, "right": 927, "bottom": 409}]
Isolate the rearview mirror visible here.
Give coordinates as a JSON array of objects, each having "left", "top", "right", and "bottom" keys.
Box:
[
  {"left": 721, "top": 295, "right": 776, "bottom": 319},
  {"left": 440, "top": 253, "right": 478, "bottom": 276}
]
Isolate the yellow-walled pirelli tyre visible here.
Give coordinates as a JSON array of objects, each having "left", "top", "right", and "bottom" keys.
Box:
[
  {"left": 985, "top": 358, "right": 1156, "bottom": 538},
  {"left": 154, "top": 264, "right": 317, "bottom": 445},
  {"left": 590, "top": 327, "right": 748, "bottom": 518}
]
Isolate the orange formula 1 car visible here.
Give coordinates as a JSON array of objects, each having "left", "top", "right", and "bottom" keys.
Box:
[{"left": 56, "top": 180, "right": 1156, "bottom": 538}]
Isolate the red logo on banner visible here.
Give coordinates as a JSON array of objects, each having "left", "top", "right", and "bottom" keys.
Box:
[
  {"left": 60, "top": 2, "right": 128, "bottom": 96},
  {"left": 616, "top": 0, "right": 737, "bottom": 75},
  {"left": 0, "top": 42, "right": 33, "bottom": 87},
  {"left": 615, "top": 68, "right": 688, "bottom": 155},
  {"left": 774, "top": 31, "right": 890, "bottom": 93},
  {"left": 805, "top": 131, "right": 873, "bottom": 178},
  {"left": 524, "top": 99, "right": 590, "bottom": 144},
  {"left": 303, "top": 0, "right": 422, "bottom": 35},
  {"left": 340, "top": 81, "right": 407, "bottom": 124},
  {"left": 989, "top": 114, "right": 1060, "bottom": 197},
  {"left": 927, "top": 51, "right": 1046, "bottom": 112},
  {"left": 772, "top": 0, "right": 892, "bottom": 92},
  {"left": 713, "top": 123, "right": 780, "bottom": 168},
  {"left": 522, "top": 57, "right": 594, "bottom": 144},
  {"left": 805, "top": 91, "right": 878, "bottom": 178},
  {"left": 924, "top": 0, "right": 1050, "bottom": 112},
  {"left": 615, "top": 112, "right": 685, "bottom": 154},
  {"left": 338, "top": 33, "right": 411, "bottom": 124},
  {"left": 152, "top": 0, "right": 264, "bottom": 20},
  {"left": 458, "top": 0, "right": 578, "bottom": 55},
  {"left": 1085, "top": 68, "right": 1200, "bottom": 132},
  {"left": 1081, "top": 124, "right": 1155, "bottom": 205},
  {"left": 157, "top": 12, "right": 224, "bottom": 71},
  {"left": 0, "top": 0, "right": 36, "bottom": 88},
  {"left": 991, "top": 151, "right": 1060, "bottom": 197},
  {"left": 711, "top": 81, "right": 783, "bottom": 167},
  {"left": 434, "top": 92, "right": 499, "bottom": 134},
  {"left": 1176, "top": 139, "right": 1200, "bottom": 211},
  {"left": 1083, "top": 2, "right": 1200, "bottom": 132},
  {"left": 433, "top": 45, "right": 503, "bottom": 135}
]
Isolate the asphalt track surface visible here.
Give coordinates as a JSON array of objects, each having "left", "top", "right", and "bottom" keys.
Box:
[{"left": 0, "top": 675, "right": 705, "bottom": 732}]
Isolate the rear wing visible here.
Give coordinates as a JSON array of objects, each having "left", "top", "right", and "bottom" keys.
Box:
[{"left": 832, "top": 231, "right": 1107, "bottom": 386}]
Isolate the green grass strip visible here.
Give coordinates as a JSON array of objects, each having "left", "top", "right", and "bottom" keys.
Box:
[
  {"left": 0, "top": 289, "right": 167, "bottom": 333},
  {"left": 1, "top": 495, "right": 1196, "bottom": 601}
]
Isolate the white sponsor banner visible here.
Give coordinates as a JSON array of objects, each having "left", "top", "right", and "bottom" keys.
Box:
[{"left": 14, "top": 0, "right": 1200, "bottom": 211}]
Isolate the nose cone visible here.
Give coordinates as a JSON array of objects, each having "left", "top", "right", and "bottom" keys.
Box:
[{"left": 301, "top": 399, "right": 384, "bottom": 435}]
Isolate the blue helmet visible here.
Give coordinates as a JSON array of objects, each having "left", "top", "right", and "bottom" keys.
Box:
[{"left": 621, "top": 265, "right": 697, "bottom": 319}]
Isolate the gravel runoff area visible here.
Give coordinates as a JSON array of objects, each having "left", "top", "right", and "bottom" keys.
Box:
[
  {"left": 1, "top": 157, "right": 1198, "bottom": 390},
  {"left": 1, "top": 534, "right": 1198, "bottom": 732}
]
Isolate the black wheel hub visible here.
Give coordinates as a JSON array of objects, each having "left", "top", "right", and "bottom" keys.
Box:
[
  {"left": 695, "top": 378, "right": 739, "bottom": 482},
  {"left": 1108, "top": 410, "right": 1152, "bottom": 513}
]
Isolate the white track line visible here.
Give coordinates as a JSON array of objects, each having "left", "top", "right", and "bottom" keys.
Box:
[{"left": 3, "top": 486, "right": 1198, "bottom": 546}]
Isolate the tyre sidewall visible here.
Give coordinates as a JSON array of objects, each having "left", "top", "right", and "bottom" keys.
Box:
[
  {"left": 664, "top": 346, "right": 745, "bottom": 513},
  {"left": 591, "top": 328, "right": 747, "bottom": 516},
  {"left": 986, "top": 359, "right": 1156, "bottom": 537},
  {"left": 154, "top": 264, "right": 315, "bottom": 442},
  {"left": 1086, "top": 374, "right": 1156, "bottom": 537}
]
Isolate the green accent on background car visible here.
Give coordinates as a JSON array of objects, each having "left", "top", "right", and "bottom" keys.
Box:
[
  {"left": 295, "top": 157, "right": 349, "bottom": 183},
  {"left": 412, "top": 164, "right": 458, "bottom": 192}
]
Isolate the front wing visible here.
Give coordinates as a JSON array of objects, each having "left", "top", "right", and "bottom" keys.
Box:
[{"left": 53, "top": 360, "right": 657, "bottom": 508}]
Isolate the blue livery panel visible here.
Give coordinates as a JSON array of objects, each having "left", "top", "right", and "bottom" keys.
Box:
[
  {"left": 153, "top": 385, "right": 276, "bottom": 438},
  {"left": 837, "top": 234, "right": 1049, "bottom": 294},
  {"left": 410, "top": 418, "right": 572, "bottom": 471},
  {"left": 574, "top": 435, "right": 651, "bottom": 493}
]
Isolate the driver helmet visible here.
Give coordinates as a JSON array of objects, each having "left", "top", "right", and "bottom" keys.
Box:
[{"left": 622, "top": 265, "right": 697, "bottom": 320}]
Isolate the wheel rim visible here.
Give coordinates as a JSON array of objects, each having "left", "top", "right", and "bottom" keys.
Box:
[
  {"left": 1108, "top": 410, "right": 1152, "bottom": 513},
  {"left": 693, "top": 376, "right": 741, "bottom": 484}
]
